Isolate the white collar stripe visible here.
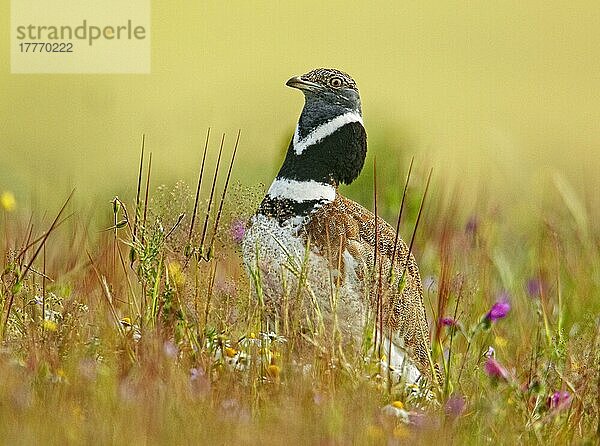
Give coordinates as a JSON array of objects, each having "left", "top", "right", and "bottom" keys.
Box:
[
  {"left": 293, "top": 111, "right": 363, "bottom": 155},
  {"left": 267, "top": 178, "right": 336, "bottom": 203}
]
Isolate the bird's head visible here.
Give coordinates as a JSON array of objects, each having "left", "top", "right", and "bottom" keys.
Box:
[
  {"left": 286, "top": 69, "right": 361, "bottom": 132},
  {"left": 277, "top": 68, "right": 367, "bottom": 186}
]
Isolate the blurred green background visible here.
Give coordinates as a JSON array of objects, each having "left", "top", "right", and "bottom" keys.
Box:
[{"left": 1, "top": 1, "right": 599, "bottom": 210}]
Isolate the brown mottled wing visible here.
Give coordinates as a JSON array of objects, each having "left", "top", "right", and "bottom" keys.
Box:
[{"left": 303, "top": 194, "right": 435, "bottom": 379}]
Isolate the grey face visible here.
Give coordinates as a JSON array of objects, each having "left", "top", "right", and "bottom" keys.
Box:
[{"left": 286, "top": 68, "right": 362, "bottom": 137}]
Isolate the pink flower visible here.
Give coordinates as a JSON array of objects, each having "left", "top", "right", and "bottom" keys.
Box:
[
  {"left": 486, "top": 293, "right": 511, "bottom": 321},
  {"left": 445, "top": 394, "right": 466, "bottom": 418},
  {"left": 483, "top": 357, "right": 509, "bottom": 381},
  {"left": 440, "top": 317, "right": 457, "bottom": 327},
  {"left": 230, "top": 219, "right": 246, "bottom": 244},
  {"left": 548, "top": 391, "right": 571, "bottom": 410},
  {"left": 526, "top": 278, "right": 544, "bottom": 298}
]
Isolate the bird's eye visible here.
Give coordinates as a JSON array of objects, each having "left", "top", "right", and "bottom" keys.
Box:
[{"left": 329, "top": 77, "right": 343, "bottom": 88}]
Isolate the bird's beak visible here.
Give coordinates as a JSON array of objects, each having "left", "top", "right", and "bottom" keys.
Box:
[{"left": 286, "top": 76, "right": 321, "bottom": 92}]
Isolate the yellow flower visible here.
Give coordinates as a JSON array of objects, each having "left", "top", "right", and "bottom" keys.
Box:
[
  {"left": 224, "top": 347, "right": 237, "bottom": 358},
  {"left": 0, "top": 191, "right": 16, "bottom": 212},
  {"left": 42, "top": 319, "right": 57, "bottom": 331},
  {"left": 495, "top": 336, "right": 508, "bottom": 348},
  {"left": 391, "top": 400, "right": 404, "bottom": 410}
]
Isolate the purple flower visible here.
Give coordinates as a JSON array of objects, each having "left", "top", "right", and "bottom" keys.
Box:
[
  {"left": 230, "top": 219, "right": 246, "bottom": 244},
  {"left": 486, "top": 293, "right": 511, "bottom": 321},
  {"left": 445, "top": 394, "right": 466, "bottom": 418},
  {"left": 483, "top": 357, "right": 509, "bottom": 381},
  {"left": 190, "top": 367, "right": 202, "bottom": 381},
  {"left": 484, "top": 346, "right": 495, "bottom": 358},
  {"left": 526, "top": 278, "right": 543, "bottom": 298},
  {"left": 548, "top": 391, "right": 571, "bottom": 410},
  {"left": 189, "top": 367, "right": 210, "bottom": 396},
  {"left": 440, "top": 317, "right": 457, "bottom": 327},
  {"left": 408, "top": 410, "right": 430, "bottom": 428}
]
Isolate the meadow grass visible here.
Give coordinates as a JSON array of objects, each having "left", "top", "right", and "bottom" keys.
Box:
[{"left": 0, "top": 139, "right": 599, "bottom": 445}]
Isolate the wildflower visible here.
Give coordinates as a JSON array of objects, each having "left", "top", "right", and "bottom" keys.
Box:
[
  {"left": 0, "top": 191, "right": 16, "bottom": 212},
  {"left": 483, "top": 357, "right": 509, "bottom": 381},
  {"left": 190, "top": 367, "right": 203, "bottom": 381},
  {"left": 381, "top": 402, "right": 410, "bottom": 423},
  {"left": 445, "top": 394, "right": 466, "bottom": 418},
  {"left": 408, "top": 411, "right": 430, "bottom": 429},
  {"left": 391, "top": 400, "right": 405, "bottom": 410},
  {"left": 261, "top": 331, "right": 288, "bottom": 344},
  {"left": 526, "top": 277, "right": 543, "bottom": 298},
  {"left": 405, "top": 383, "right": 420, "bottom": 396},
  {"left": 494, "top": 336, "right": 508, "bottom": 348},
  {"left": 230, "top": 219, "right": 246, "bottom": 244},
  {"left": 224, "top": 347, "right": 237, "bottom": 358},
  {"left": 189, "top": 367, "right": 210, "bottom": 396},
  {"left": 486, "top": 293, "right": 511, "bottom": 321},
  {"left": 548, "top": 391, "right": 571, "bottom": 410},
  {"left": 42, "top": 319, "right": 57, "bottom": 331},
  {"left": 120, "top": 317, "right": 141, "bottom": 342},
  {"left": 52, "top": 368, "right": 67, "bottom": 383},
  {"left": 217, "top": 347, "right": 249, "bottom": 371},
  {"left": 484, "top": 346, "right": 495, "bottom": 358},
  {"left": 239, "top": 333, "right": 261, "bottom": 348},
  {"left": 440, "top": 317, "right": 457, "bottom": 327}
]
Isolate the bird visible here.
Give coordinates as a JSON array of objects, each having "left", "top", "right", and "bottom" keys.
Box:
[{"left": 242, "top": 68, "right": 439, "bottom": 386}]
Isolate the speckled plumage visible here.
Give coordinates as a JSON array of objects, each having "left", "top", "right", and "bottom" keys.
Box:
[
  {"left": 242, "top": 68, "right": 439, "bottom": 385},
  {"left": 302, "top": 194, "right": 434, "bottom": 379}
]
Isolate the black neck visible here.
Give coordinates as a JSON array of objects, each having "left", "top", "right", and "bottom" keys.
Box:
[
  {"left": 297, "top": 96, "right": 362, "bottom": 140},
  {"left": 276, "top": 121, "right": 367, "bottom": 186}
]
